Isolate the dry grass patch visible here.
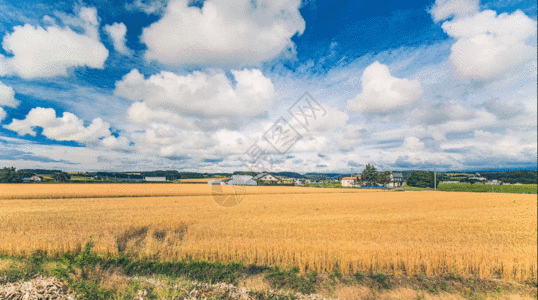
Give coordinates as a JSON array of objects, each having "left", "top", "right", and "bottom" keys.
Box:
[{"left": 238, "top": 274, "right": 271, "bottom": 291}]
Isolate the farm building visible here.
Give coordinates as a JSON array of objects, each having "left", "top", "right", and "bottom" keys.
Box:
[
  {"left": 387, "top": 172, "right": 404, "bottom": 188},
  {"left": 226, "top": 175, "right": 257, "bottom": 186},
  {"left": 253, "top": 173, "right": 278, "bottom": 183},
  {"left": 341, "top": 176, "right": 359, "bottom": 187},
  {"left": 470, "top": 173, "right": 487, "bottom": 181},
  {"left": 295, "top": 179, "right": 306, "bottom": 186}
]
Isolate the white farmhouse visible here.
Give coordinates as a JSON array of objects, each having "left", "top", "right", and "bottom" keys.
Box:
[
  {"left": 341, "top": 176, "right": 359, "bottom": 187},
  {"left": 253, "top": 173, "right": 278, "bottom": 183},
  {"left": 386, "top": 172, "right": 404, "bottom": 188}
]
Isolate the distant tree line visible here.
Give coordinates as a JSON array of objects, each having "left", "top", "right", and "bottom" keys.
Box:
[
  {"left": 437, "top": 170, "right": 537, "bottom": 184},
  {"left": 477, "top": 170, "right": 536, "bottom": 184},
  {"left": 52, "top": 172, "right": 71, "bottom": 182},
  {"left": 19, "top": 169, "right": 62, "bottom": 175},
  {"left": 359, "top": 164, "right": 393, "bottom": 186},
  {"left": 0, "top": 167, "right": 23, "bottom": 183},
  {"left": 141, "top": 170, "right": 181, "bottom": 181},
  {"left": 91, "top": 172, "right": 144, "bottom": 180},
  {"left": 0, "top": 167, "right": 70, "bottom": 183},
  {"left": 91, "top": 170, "right": 182, "bottom": 181},
  {"left": 232, "top": 171, "right": 258, "bottom": 176},
  {"left": 406, "top": 171, "right": 439, "bottom": 188}
]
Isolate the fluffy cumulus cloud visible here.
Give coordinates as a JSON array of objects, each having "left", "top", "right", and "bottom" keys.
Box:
[
  {"left": 346, "top": 61, "right": 423, "bottom": 115},
  {"left": 430, "top": 0, "right": 479, "bottom": 23},
  {"left": 403, "top": 136, "right": 425, "bottom": 151},
  {"left": 112, "top": 67, "right": 278, "bottom": 159},
  {"left": 0, "top": 81, "right": 19, "bottom": 108},
  {"left": 104, "top": 22, "right": 131, "bottom": 55},
  {"left": 0, "top": 6, "right": 108, "bottom": 79},
  {"left": 0, "top": 81, "right": 19, "bottom": 122},
  {"left": 4, "top": 107, "right": 112, "bottom": 144},
  {"left": 100, "top": 135, "right": 131, "bottom": 150},
  {"left": 140, "top": 0, "right": 305, "bottom": 67},
  {"left": 115, "top": 68, "right": 276, "bottom": 118},
  {"left": 431, "top": 0, "right": 536, "bottom": 81}
]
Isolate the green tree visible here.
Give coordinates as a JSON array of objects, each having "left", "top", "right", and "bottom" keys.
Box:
[
  {"left": 361, "top": 164, "right": 378, "bottom": 186},
  {"left": 407, "top": 171, "right": 439, "bottom": 188},
  {"left": 0, "top": 167, "right": 23, "bottom": 183},
  {"left": 377, "top": 171, "right": 391, "bottom": 186},
  {"left": 52, "top": 172, "right": 71, "bottom": 182}
]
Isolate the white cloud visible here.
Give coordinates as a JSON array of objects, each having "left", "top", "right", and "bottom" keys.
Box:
[
  {"left": 427, "top": 109, "right": 497, "bottom": 141},
  {"left": 129, "top": 123, "right": 216, "bottom": 158},
  {"left": 308, "top": 107, "right": 349, "bottom": 132},
  {"left": 0, "top": 6, "right": 108, "bottom": 79},
  {"left": 4, "top": 107, "right": 111, "bottom": 144},
  {"left": 440, "top": 129, "right": 537, "bottom": 164},
  {"left": 115, "top": 68, "right": 276, "bottom": 118},
  {"left": 430, "top": 0, "right": 479, "bottom": 23},
  {"left": 125, "top": 0, "right": 166, "bottom": 15},
  {"left": 346, "top": 61, "right": 423, "bottom": 115},
  {"left": 0, "top": 81, "right": 18, "bottom": 123},
  {"left": 126, "top": 101, "right": 175, "bottom": 124},
  {"left": 104, "top": 22, "right": 131, "bottom": 55},
  {"left": 215, "top": 129, "right": 248, "bottom": 153},
  {"left": 0, "top": 81, "right": 19, "bottom": 108},
  {"left": 403, "top": 136, "right": 425, "bottom": 150},
  {"left": 140, "top": 0, "right": 305, "bottom": 67},
  {"left": 100, "top": 135, "right": 131, "bottom": 150},
  {"left": 414, "top": 100, "right": 474, "bottom": 125},
  {"left": 440, "top": 9, "right": 536, "bottom": 80},
  {"left": 0, "top": 135, "right": 182, "bottom": 172}
]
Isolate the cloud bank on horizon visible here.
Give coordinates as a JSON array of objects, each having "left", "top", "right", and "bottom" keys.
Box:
[{"left": 0, "top": 0, "right": 536, "bottom": 172}]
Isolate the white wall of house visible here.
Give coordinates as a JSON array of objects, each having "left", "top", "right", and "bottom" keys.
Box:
[
  {"left": 259, "top": 174, "right": 278, "bottom": 181},
  {"left": 341, "top": 178, "right": 357, "bottom": 187}
]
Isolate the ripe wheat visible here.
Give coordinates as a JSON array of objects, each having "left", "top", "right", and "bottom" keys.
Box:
[{"left": 0, "top": 184, "right": 535, "bottom": 282}]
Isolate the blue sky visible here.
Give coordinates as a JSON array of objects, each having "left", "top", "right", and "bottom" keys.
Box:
[{"left": 0, "top": 0, "right": 536, "bottom": 172}]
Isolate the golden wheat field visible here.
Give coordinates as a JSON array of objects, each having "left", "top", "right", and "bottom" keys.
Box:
[
  {"left": 0, "top": 184, "right": 535, "bottom": 282},
  {"left": 179, "top": 178, "right": 230, "bottom": 183}
]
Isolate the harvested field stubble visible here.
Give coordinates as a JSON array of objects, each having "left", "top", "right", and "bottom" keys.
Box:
[{"left": 0, "top": 184, "right": 535, "bottom": 283}]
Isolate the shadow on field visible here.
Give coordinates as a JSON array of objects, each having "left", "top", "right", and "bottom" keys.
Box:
[{"left": 115, "top": 223, "right": 189, "bottom": 255}]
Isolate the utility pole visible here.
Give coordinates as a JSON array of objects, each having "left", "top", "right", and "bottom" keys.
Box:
[{"left": 434, "top": 168, "right": 436, "bottom": 190}]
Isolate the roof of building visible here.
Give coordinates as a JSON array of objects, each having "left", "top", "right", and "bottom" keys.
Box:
[
  {"left": 253, "top": 173, "right": 275, "bottom": 180},
  {"left": 342, "top": 177, "right": 357, "bottom": 180},
  {"left": 228, "top": 175, "right": 257, "bottom": 186}
]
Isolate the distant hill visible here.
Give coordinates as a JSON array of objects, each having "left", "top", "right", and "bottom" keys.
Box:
[
  {"left": 273, "top": 172, "right": 305, "bottom": 179},
  {"left": 20, "top": 169, "right": 63, "bottom": 175}
]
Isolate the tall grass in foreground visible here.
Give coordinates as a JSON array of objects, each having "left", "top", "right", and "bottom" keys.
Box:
[{"left": 0, "top": 184, "right": 535, "bottom": 283}]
